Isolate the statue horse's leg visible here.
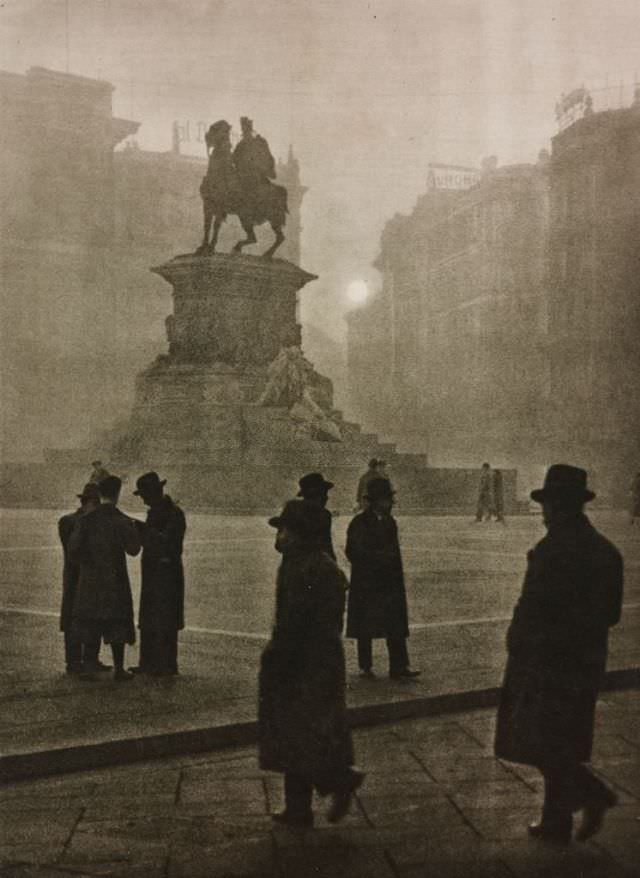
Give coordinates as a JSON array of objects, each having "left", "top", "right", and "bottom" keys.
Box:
[
  {"left": 210, "top": 214, "right": 225, "bottom": 253},
  {"left": 262, "top": 223, "right": 285, "bottom": 260},
  {"left": 232, "top": 217, "right": 257, "bottom": 253},
  {"left": 196, "top": 199, "right": 214, "bottom": 253}
]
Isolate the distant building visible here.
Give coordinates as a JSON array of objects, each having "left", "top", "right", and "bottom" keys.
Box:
[
  {"left": 0, "top": 66, "right": 306, "bottom": 460},
  {"left": 348, "top": 95, "right": 640, "bottom": 501},
  {"left": 544, "top": 95, "right": 640, "bottom": 499}
]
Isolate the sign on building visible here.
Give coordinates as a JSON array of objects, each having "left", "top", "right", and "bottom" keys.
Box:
[{"left": 427, "top": 163, "right": 481, "bottom": 191}]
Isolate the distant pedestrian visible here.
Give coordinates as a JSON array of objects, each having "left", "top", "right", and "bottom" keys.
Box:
[
  {"left": 629, "top": 472, "right": 640, "bottom": 525},
  {"left": 491, "top": 468, "right": 505, "bottom": 523},
  {"left": 130, "top": 472, "right": 186, "bottom": 676},
  {"left": 495, "top": 464, "right": 623, "bottom": 845},
  {"left": 345, "top": 477, "right": 419, "bottom": 680},
  {"left": 89, "top": 460, "right": 111, "bottom": 485},
  {"left": 475, "top": 462, "right": 492, "bottom": 522},
  {"left": 297, "top": 472, "right": 336, "bottom": 559},
  {"left": 69, "top": 475, "right": 141, "bottom": 681},
  {"left": 355, "top": 458, "right": 389, "bottom": 511},
  {"left": 58, "top": 483, "right": 110, "bottom": 674},
  {"left": 259, "top": 499, "right": 364, "bottom": 827}
]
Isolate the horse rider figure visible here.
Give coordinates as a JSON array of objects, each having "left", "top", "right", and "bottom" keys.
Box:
[{"left": 198, "top": 117, "right": 288, "bottom": 259}]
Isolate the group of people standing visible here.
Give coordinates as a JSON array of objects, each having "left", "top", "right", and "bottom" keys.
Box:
[
  {"left": 57, "top": 458, "right": 625, "bottom": 843},
  {"left": 58, "top": 470, "right": 186, "bottom": 681}
]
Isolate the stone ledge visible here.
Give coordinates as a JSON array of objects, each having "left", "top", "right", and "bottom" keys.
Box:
[{"left": 2, "top": 667, "right": 638, "bottom": 785}]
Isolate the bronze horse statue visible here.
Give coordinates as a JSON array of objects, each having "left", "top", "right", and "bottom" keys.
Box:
[{"left": 197, "top": 119, "right": 287, "bottom": 259}]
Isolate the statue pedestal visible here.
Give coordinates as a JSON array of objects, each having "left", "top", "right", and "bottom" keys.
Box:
[{"left": 104, "top": 251, "right": 428, "bottom": 511}]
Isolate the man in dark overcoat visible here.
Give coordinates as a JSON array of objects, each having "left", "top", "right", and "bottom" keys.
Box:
[
  {"left": 495, "top": 464, "right": 623, "bottom": 845},
  {"left": 58, "top": 482, "right": 102, "bottom": 673},
  {"left": 259, "top": 499, "right": 364, "bottom": 827},
  {"left": 131, "top": 472, "right": 186, "bottom": 676},
  {"left": 355, "top": 458, "right": 388, "bottom": 511},
  {"left": 69, "top": 475, "right": 141, "bottom": 681},
  {"left": 345, "top": 477, "right": 419, "bottom": 679},
  {"left": 296, "top": 472, "right": 336, "bottom": 559}
]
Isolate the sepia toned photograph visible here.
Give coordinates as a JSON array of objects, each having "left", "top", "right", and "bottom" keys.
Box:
[{"left": 0, "top": 1, "right": 638, "bottom": 875}]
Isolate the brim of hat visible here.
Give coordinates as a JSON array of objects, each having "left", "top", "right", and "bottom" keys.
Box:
[
  {"left": 268, "top": 516, "right": 281, "bottom": 528},
  {"left": 530, "top": 487, "right": 596, "bottom": 503},
  {"left": 133, "top": 480, "right": 166, "bottom": 495}
]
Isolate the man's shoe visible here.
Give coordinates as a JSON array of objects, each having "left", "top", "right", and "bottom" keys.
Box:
[
  {"left": 96, "top": 661, "right": 113, "bottom": 672},
  {"left": 114, "top": 669, "right": 135, "bottom": 682},
  {"left": 359, "top": 669, "right": 376, "bottom": 679},
  {"left": 128, "top": 666, "right": 147, "bottom": 674},
  {"left": 389, "top": 668, "right": 421, "bottom": 680},
  {"left": 527, "top": 822, "right": 571, "bottom": 846},
  {"left": 272, "top": 810, "right": 314, "bottom": 828},
  {"left": 327, "top": 768, "right": 366, "bottom": 824},
  {"left": 575, "top": 790, "right": 618, "bottom": 843}
]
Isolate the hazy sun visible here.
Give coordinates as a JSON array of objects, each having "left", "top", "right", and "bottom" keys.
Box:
[{"left": 347, "top": 279, "right": 369, "bottom": 304}]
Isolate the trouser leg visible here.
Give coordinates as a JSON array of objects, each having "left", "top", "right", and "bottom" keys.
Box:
[
  {"left": 541, "top": 767, "right": 574, "bottom": 835},
  {"left": 166, "top": 630, "right": 178, "bottom": 673},
  {"left": 111, "top": 642, "right": 125, "bottom": 673},
  {"left": 357, "top": 638, "right": 373, "bottom": 671},
  {"left": 139, "top": 629, "right": 153, "bottom": 670},
  {"left": 387, "top": 637, "right": 409, "bottom": 674},
  {"left": 284, "top": 772, "right": 313, "bottom": 816},
  {"left": 82, "top": 637, "right": 100, "bottom": 669},
  {"left": 569, "top": 764, "right": 613, "bottom": 810},
  {"left": 64, "top": 631, "right": 82, "bottom": 669}
]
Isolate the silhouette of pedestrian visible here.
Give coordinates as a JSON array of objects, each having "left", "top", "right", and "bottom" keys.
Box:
[
  {"left": 130, "top": 472, "right": 186, "bottom": 676},
  {"left": 495, "top": 465, "right": 623, "bottom": 844},
  {"left": 69, "top": 475, "right": 141, "bottom": 681},
  {"left": 492, "top": 468, "right": 505, "bottom": 523},
  {"left": 58, "top": 483, "right": 111, "bottom": 674},
  {"left": 296, "top": 472, "right": 336, "bottom": 559},
  {"left": 475, "top": 462, "right": 492, "bottom": 522},
  {"left": 259, "top": 500, "right": 364, "bottom": 827},
  {"left": 345, "top": 478, "right": 419, "bottom": 680}
]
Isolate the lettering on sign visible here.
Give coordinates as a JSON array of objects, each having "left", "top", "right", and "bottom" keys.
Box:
[{"left": 427, "top": 163, "right": 481, "bottom": 191}]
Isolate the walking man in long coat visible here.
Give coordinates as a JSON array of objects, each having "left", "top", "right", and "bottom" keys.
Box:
[
  {"left": 131, "top": 472, "right": 186, "bottom": 676},
  {"left": 58, "top": 482, "right": 103, "bottom": 673},
  {"left": 345, "top": 477, "right": 419, "bottom": 679},
  {"left": 69, "top": 475, "right": 141, "bottom": 681},
  {"left": 495, "top": 464, "right": 623, "bottom": 845},
  {"left": 259, "top": 499, "right": 364, "bottom": 827}
]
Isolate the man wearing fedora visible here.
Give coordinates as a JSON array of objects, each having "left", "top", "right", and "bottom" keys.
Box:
[
  {"left": 296, "top": 472, "right": 336, "bottom": 559},
  {"left": 131, "top": 472, "right": 186, "bottom": 676},
  {"left": 495, "top": 464, "right": 623, "bottom": 845},
  {"left": 259, "top": 499, "right": 364, "bottom": 827},
  {"left": 58, "top": 482, "right": 110, "bottom": 674},
  {"left": 345, "top": 477, "right": 419, "bottom": 680},
  {"left": 68, "top": 475, "right": 140, "bottom": 681}
]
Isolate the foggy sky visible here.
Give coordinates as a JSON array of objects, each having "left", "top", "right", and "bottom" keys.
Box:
[{"left": 2, "top": 0, "right": 639, "bottom": 338}]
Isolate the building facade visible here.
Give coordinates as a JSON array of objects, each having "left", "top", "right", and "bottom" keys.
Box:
[{"left": 348, "top": 94, "right": 640, "bottom": 500}]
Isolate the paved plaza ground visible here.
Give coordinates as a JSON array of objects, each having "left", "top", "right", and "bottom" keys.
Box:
[
  {"left": 1, "top": 690, "right": 638, "bottom": 877},
  {"left": 0, "top": 510, "right": 638, "bottom": 770}
]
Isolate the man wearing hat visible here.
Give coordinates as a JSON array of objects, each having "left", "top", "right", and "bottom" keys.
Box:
[
  {"left": 355, "top": 458, "right": 389, "bottom": 511},
  {"left": 68, "top": 476, "right": 140, "bottom": 681},
  {"left": 131, "top": 472, "right": 186, "bottom": 676},
  {"left": 89, "top": 460, "right": 110, "bottom": 485},
  {"left": 259, "top": 499, "right": 364, "bottom": 827},
  {"left": 345, "top": 477, "right": 419, "bottom": 680},
  {"left": 296, "top": 472, "right": 336, "bottom": 559},
  {"left": 58, "top": 483, "right": 107, "bottom": 673},
  {"left": 495, "top": 464, "right": 623, "bottom": 845}
]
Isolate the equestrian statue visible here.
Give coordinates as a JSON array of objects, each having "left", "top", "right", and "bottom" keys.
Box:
[{"left": 197, "top": 117, "right": 288, "bottom": 259}]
